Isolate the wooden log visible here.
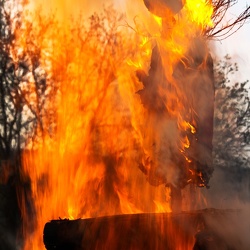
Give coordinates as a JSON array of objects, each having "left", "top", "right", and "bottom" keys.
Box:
[{"left": 43, "top": 209, "right": 243, "bottom": 250}]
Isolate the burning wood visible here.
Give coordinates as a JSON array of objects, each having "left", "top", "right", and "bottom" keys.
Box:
[
  {"left": 43, "top": 209, "right": 244, "bottom": 250},
  {"left": 134, "top": 0, "right": 215, "bottom": 211},
  {"left": 9, "top": 0, "right": 249, "bottom": 249}
]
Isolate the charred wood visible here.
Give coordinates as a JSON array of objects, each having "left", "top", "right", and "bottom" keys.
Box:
[{"left": 43, "top": 209, "right": 244, "bottom": 250}]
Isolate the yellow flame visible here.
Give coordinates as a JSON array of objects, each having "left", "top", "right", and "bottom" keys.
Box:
[
  {"left": 183, "top": 136, "right": 190, "bottom": 149},
  {"left": 126, "top": 59, "right": 143, "bottom": 68},
  {"left": 185, "top": 156, "right": 192, "bottom": 163},
  {"left": 126, "top": 33, "right": 152, "bottom": 70},
  {"left": 152, "top": 14, "right": 162, "bottom": 27},
  {"left": 185, "top": 0, "right": 214, "bottom": 28}
]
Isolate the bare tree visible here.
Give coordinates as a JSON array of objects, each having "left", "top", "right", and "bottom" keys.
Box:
[
  {"left": 0, "top": 1, "right": 58, "bottom": 249},
  {"left": 214, "top": 55, "right": 249, "bottom": 165},
  {"left": 213, "top": 55, "right": 250, "bottom": 201},
  {"left": 207, "top": 0, "right": 250, "bottom": 39},
  {"left": 0, "top": 0, "right": 54, "bottom": 179}
]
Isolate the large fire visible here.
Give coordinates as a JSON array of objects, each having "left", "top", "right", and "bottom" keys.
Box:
[{"left": 17, "top": 0, "right": 215, "bottom": 249}]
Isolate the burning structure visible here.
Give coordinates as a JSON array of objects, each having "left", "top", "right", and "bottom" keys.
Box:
[{"left": 0, "top": 0, "right": 245, "bottom": 249}]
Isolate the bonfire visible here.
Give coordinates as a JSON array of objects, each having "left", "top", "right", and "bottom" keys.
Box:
[{"left": 1, "top": 0, "right": 247, "bottom": 249}]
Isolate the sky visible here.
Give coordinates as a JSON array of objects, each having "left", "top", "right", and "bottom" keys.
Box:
[{"left": 212, "top": 0, "right": 250, "bottom": 83}]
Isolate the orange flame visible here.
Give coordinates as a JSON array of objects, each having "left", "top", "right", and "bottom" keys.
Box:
[{"left": 18, "top": 0, "right": 214, "bottom": 249}]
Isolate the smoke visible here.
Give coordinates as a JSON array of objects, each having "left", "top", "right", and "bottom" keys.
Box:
[
  {"left": 202, "top": 165, "right": 250, "bottom": 208},
  {"left": 192, "top": 206, "right": 250, "bottom": 250},
  {"left": 130, "top": 1, "right": 215, "bottom": 191}
]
